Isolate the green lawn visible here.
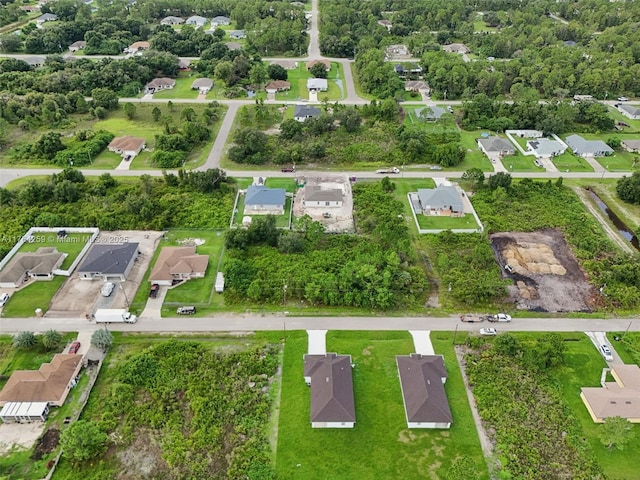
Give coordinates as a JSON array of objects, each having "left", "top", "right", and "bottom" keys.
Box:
[
  {"left": 390, "top": 178, "right": 437, "bottom": 234},
  {"left": 14, "top": 232, "right": 91, "bottom": 270},
  {"left": 417, "top": 213, "right": 480, "bottom": 230},
  {"left": 152, "top": 76, "right": 199, "bottom": 99},
  {"left": 552, "top": 152, "right": 594, "bottom": 172},
  {"left": 157, "top": 230, "right": 227, "bottom": 315},
  {"left": 458, "top": 131, "right": 495, "bottom": 172},
  {"left": 265, "top": 177, "right": 298, "bottom": 192},
  {"left": 549, "top": 333, "right": 640, "bottom": 479},
  {"left": 275, "top": 331, "right": 488, "bottom": 480},
  {"left": 588, "top": 183, "right": 640, "bottom": 231},
  {"left": 233, "top": 194, "right": 293, "bottom": 228},
  {"left": 274, "top": 63, "right": 344, "bottom": 101},
  {"left": 607, "top": 106, "right": 640, "bottom": 133},
  {"left": 503, "top": 155, "right": 544, "bottom": 172},
  {"left": 0, "top": 277, "right": 66, "bottom": 317}
]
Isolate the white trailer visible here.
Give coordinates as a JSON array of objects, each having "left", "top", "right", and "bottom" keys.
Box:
[
  {"left": 94, "top": 308, "right": 137, "bottom": 324},
  {"left": 376, "top": 167, "right": 400, "bottom": 174},
  {"left": 215, "top": 272, "right": 225, "bottom": 293}
]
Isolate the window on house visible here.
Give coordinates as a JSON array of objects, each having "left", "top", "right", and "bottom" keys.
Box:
[{"left": 325, "top": 201, "right": 330, "bottom": 206}]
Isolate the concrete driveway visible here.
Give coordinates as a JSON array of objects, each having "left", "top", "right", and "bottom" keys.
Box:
[
  {"left": 409, "top": 330, "right": 434, "bottom": 355},
  {"left": 307, "top": 330, "right": 327, "bottom": 354},
  {"left": 585, "top": 331, "right": 624, "bottom": 364}
]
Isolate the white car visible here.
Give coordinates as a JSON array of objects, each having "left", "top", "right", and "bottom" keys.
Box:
[
  {"left": 101, "top": 282, "right": 115, "bottom": 297},
  {"left": 617, "top": 96, "right": 628, "bottom": 102},
  {"left": 493, "top": 313, "right": 512, "bottom": 322},
  {"left": 480, "top": 328, "right": 497, "bottom": 336},
  {"left": 600, "top": 344, "right": 613, "bottom": 362},
  {"left": 0, "top": 293, "right": 9, "bottom": 307}
]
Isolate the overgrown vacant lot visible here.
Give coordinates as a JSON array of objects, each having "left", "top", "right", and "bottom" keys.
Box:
[
  {"left": 276, "top": 331, "right": 487, "bottom": 480},
  {"left": 470, "top": 178, "right": 640, "bottom": 310},
  {"left": 53, "top": 336, "right": 281, "bottom": 479}
]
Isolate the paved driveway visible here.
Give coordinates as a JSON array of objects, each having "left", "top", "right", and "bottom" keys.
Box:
[
  {"left": 409, "top": 330, "right": 434, "bottom": 355},
  {"left": 307, "top": 330, "right": 327, "bottom": 354}
]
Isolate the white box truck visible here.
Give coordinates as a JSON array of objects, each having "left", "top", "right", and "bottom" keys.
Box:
[
  {"left": 94, "top": 309, "right": 137, "bottom": 324},
  {"left": 215, "top": 272, "right": 225, "bottom": 293}
]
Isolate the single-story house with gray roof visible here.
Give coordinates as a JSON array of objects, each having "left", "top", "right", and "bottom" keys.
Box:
[
  {"left": 244, "top": 186, "right": 286, "bottom": 215},
  {"left": 477, "top": 136, "right": 515, "bottom": 159},
  {"left": 396, "top": 354, "right": 452, "bottom": 429},
  {"left": 77, "top": 243, "right": 139, "bottom": 281},
  {"left": 211, "top": 15, "right": 231, "bottom": 26},
  {"left": 229, "top": 30, "right": 246, "bottom": 39},
  {"left": 307, "top": 78, "right": 328, "bottom": 92},
  {"left": 303, "top": 186, "right": 343, "bottom": 207},
  {"left": 621, "top": 139, "right": 640, "bottom": 153},
  {"left": 186, "top": 15, "right": 207, "bottom": 28},
  {"left": 68, "top": 40, "right": 86, "bottom": 52},
  {"left": 294, "top": 104, "right": 321, "bottom": 122},
  {"left": 526, "top": 138, "right": 566, "bottom": 158},
  {"left": 619, "top": 104, "right": 640, "bottom": 120},
  {"left": 304, "top": 353, "right": 356, "bottom": 428},
  {"left": 144, "top": 77, "right": 175, "bottom": 94},
  {"left": 415, "top": 106, "right": 446, "bottom": 122},
  {"left": 161, "top": 16, "right": 184, "bottom": 25},
  {"left": 417, "top": 185, "right": 464, "bottom": 217},
  {"left": 36, "top": 13, "right": 57, "bottom": 25},
  {"left": 0, "top": 247, "right": 66, "bottom": 288},
  {"left": 191, "top": 78, "right": 213, "bottom": 94},
  {"left": 565, "top": 134, "right": 613, "bottom": 157},
  {"left": 226, "top": 42, "right": 242, "bottom": 51}
]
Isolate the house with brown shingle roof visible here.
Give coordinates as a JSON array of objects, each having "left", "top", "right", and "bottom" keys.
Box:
[
  {"left": 0, "top": 247, "right": 66, "bottom": 288},
  {"left": 306, "top": 59, "right": 331, "bottom": 71},
  {"left": 144, "top": 77, "right": 175, "bottom": 94},
  {"left": 270, "top": 59, "right": 298, "bottom": 70},
  {"left": 303, "top": 353, "right": 355, "bottom": 428},
  {"left": 396, "top": 354, "right": 452, "bottom": 428},
  {"left": 581, "top": 364, "right": 640, "bottom": 423},
  {"left": 149, "top": 246, "right": 208, "bottom": 286},
  {"left": 0, "top": 354, "right": 83, "bottom": 407},
  {"left": 265, "top": 80, "right": 291, "bottom": 94},
  {"left": 107, "top": 136, "right": 145, "bottom": 160},
  {"left": 125, "top": 41, "right": 150, "bottom": 54}
]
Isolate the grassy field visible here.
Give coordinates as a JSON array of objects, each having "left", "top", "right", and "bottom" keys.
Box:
[
  {"left": 607, "top": 106, "right": 640, "bottom": 133},
  {"left": 549, "top": 333, "right": 640, "bottom": 479},
  {"left": 13, "top": 232, "right": 91, "bottom": 270},
  {"left": 275, "top": 330, "right": 488, "bottom": 480},
  {"left": 503, "top": 154, "right": 544, "bottom": 172},
  {"left": 416, "top": 213, "right": 480, "bottom": 230},
  {"left": 152, "top": 76, "right": 199, "bottom": 99},
  {"left": 0, "top": 277, "right": 66, "bottom": 317},
  {"left": 274, "top": 63, "right": 345, "bottom": 101}
]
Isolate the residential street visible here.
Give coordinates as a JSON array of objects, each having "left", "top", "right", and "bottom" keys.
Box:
[{"left": 0, "top": 314, "right": 637, "bottom": 334}]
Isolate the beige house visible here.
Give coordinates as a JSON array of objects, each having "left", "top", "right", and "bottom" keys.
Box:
[
  {"left": 144, "top": 77, "right": 175, "bottom": 94},
  {"left": 0, "top": 355, "right": 83, "bottom": 407},
  {"left": 125, "top": 41, "right": 150, "bottom": 54},
  {"left": 0, "top": 247, "right": 65, "bottom": 288},
  {"left": 149, "top": 246, "right": 208, "bottom": 286},
  {"left": 581, "top": 363, "right": 640, "bottom": 423},
  {"left": 442, "top": 43, "right": 470, "bottom": 54},
  {"left": 621, "top": 139, "right": 640, "bottom": 153},
  {"left": 108, "top": 136, "right": 145, "bottom": 160},
  {"left": 265, "top": 80, "right": 291, "bottom": 94},
  {"left": 306, "top": 59, "right": 331, "bottom": 71}
]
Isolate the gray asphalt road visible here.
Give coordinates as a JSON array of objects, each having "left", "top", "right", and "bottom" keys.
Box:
[
  {"left": 306, "top": 0, "right": 321, "bottom": 58},
  {"left": 0, "top": 314, "right": 636, "bottom": 334},
  {"left": 200, "top": 102, "right": 240, "bottom": 170}
]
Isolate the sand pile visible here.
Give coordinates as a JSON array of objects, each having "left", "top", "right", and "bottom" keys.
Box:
[{"left": 503, "top": 242, "right": 566, "bottom": 275}]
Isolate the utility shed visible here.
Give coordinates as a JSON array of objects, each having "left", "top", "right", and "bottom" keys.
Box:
[
  {"left": 0, "top": 402, "right": 50, "bottom": 423},
  {"left": 215, "top": 272, "right": 225, "bottom": 293}
]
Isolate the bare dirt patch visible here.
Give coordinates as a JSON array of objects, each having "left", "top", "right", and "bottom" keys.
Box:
[
  {"left": 31, "top": 427, "right": 59, "bottom": 461},
  {"left": 490, "top": 229, "right": 594, "bottom": 312},
  {"left": 0, "top": 421, "right": 45, "bottom": 454},
  {"left": 117, "top": 428, "right": 168, "bottom": 479},
  {"left": 293, "top": 175, "right": 355, "bottom": 233}
]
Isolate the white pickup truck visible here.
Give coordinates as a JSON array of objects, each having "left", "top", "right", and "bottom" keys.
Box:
[{"left": 376, "top": 167, "right": 400, "bottom": 174}]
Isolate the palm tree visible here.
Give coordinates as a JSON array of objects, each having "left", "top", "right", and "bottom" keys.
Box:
[
  {"left": 41, "top": 329, "right": 62, "bottom": 350},
  {"left": 13, "top": 331, "right": 37, "bottom": 350}
]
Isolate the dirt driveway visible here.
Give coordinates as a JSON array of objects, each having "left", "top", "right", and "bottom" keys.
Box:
[
  {"left": 293, "top": 175, "right": 355, "bottom": 233},
  {"left": 48, "top": 230, "right": 164, "bottom": 316},
  {"left": 490, "top": 228, "right": 594, "bottom": 312},
  {"left": 0, "top": 422, "right": 45, "bottom": 454}
]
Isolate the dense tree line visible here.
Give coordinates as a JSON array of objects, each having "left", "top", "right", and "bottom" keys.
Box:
[
  {"left": 0, "top": 169, "right": 234, "bottom": 260},
  {"left": 460, "top": 91, "right": 614, "bottom": 133},
  {"left": 617, "top": 172, "right": 640, "bottom": 206},
  {"left": 223, "top": 182, "right": 428, "bottom": 309},
  {"left": 0, "top": 52, "right": 177, "bottom": 96}
]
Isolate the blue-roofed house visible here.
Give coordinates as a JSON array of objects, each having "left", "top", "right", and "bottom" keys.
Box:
[{"left": 244, "top": 186, "right": 286, "bottom": 215}]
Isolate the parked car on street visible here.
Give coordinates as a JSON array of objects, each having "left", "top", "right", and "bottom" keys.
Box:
[
  {"left": 281, "top": 166, "right": 295, "bottom": 172},
  {"left": 600, "top": 344, "right": 613, "bottom": 361},
  {"left": 479, "top": 328, "right": 497, "bottom": 336},
  {"left": 177, "top": 306, "right": 196, "bottom": 315},
  {"left": 68, "top": 341, "right": 81, "bottom": 354},
  {"left": 618, "top": 96, "right": 629, "bottom": 102},
  {"left": 101, "top": 282, "right": 115, "bottom": 297},
  {"left": 489, "top": 313, "right": 512, "bottom": 322}
]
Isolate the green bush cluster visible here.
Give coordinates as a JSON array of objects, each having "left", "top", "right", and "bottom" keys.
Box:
[
  {"left": 96, "top": 340, "right": 279, "bottom": 479},
  {"left": 466, "top": 336, "right": 603, "bottom": 479}
]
